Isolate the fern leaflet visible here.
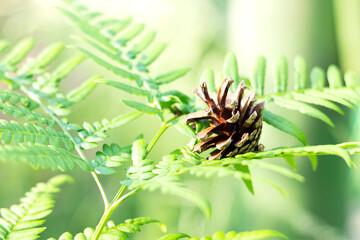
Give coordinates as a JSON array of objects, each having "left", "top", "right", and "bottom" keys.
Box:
[
  {"left": 0, "top": 175, "right": 72, "bottom": 240},
  {"left": 0, "top": 144, "right": 92, "bottom": 171},
  {"left": 48, "top": 217, "right": 166, "bottom": 240}
]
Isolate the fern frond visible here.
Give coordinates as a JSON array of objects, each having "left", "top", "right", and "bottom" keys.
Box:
[
  {"left": 77, "top": 111, "right": 143, "bottom": 150},
  {"left": 1, "top": 38, "right": 35, "bottom": 68},
  {"left": 80, "top": 111, "right": 143, "bottom": 143},
  {"left": 0, "top": 175, "right": 72, "bottom": 240},
  {"left": 59, "top": 75, "right": 102, "bottom": 108},
  {"left": 0, "top": 89, "right": 39, "bottom": 110},
  {"left": 130, "top": 176, "right": 211, "bottom": 218},
  {"left": 262, "top": 109, "right": 307, "bottom": 145},
  {"left": 222, "top": 142, "right": 359, "bottom": 168},
  {"left": 19, "top": 42, "right": 65, "bottom": 76},
  {"left": 0, "top": 120, "right": 74, "bottom": 150},
  {"left": 49, "top": 217, "right": 166, "bottom": 240},
  {"left": 59, "top": 0, "right": 165, "bottom": 74},
  {"left": 58, "top": 0, "right": 189, "bottom": 120},
  {"left": 152, "top": 154, "right": 186, "bottom": 176},
  {"left": 31, "top": 54, "right": 85, "bottom": 96},
  {"left": 195, "top": 53, "right": 360, "bottom": 144},
  {"left": 0, "top": 102, "right": 55, "bottom": 127},
  {"left": 256, "top": 57, "right": 360, "bottom": 126},
  {"left": 0, "top": 40, "right": 9, "bottom": 55},
  {"left": 126, "top": 134, "right": 156, "bottom": 180},
  {"left": 160, "top": 229, "right": 287, "bottom": 240},
  {"left": 91, "top": 143, "right": 131, "bottom": 175},
  {"left": 0, "top": 143, "right": 92, "bottom": 171}
]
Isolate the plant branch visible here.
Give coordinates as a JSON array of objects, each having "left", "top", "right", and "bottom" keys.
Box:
[{"left": 146, "top": 122, "right": 169, "bottom": 154}]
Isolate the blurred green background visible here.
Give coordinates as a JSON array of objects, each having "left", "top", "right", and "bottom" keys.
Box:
[{"left": 0, "top": 0, "right": 359, "bottom": 239}]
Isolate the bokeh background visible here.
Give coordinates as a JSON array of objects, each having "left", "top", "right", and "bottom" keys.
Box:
[{"left": 0, "top": 0, "right": 359, "bottom": 239}]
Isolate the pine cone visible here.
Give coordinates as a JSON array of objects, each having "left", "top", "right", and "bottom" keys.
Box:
[{"left": 184, "top": 77, "right": 264, "bottom": 160}]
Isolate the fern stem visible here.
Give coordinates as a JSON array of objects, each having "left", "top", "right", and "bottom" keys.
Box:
[
  {"left": 91, "top": 187, "right": 141, "bottom": 240},
  {"left": 112, "top": 187, "right": 141, "bottom": 210},
  {"left": 146, "top": 122, "right": 169, "bottom": 154},
  {"left": 18, "top": 86, "right": 110, "bottom": 208},
  {"left": 110, "top": 185, "right": 127, "bottom": 205},
  {"left": 91, "top": 206, "right": 113, "bottom": 240}
]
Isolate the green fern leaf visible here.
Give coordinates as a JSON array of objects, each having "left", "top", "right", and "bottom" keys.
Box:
[
  {"left": 158, "top": 233, "right": 190, "bottom": 240},
  {"left": 262, "top": 109, "right": 307, "bottom": 145},
  {"left": 0, "top": 40, "right": 9, "bottom": 54},
  {"left": 0, "top": 102, "right": 55, "bottom": 127},
  {"left": 235, "top": 229, "right": 288, "bottom": 240},
  {"left": 223, "top": 52, "right": 239, "bottom": 92},
  {"left": 63, "top": 75, "right": 101, "bottom": 107},
  {"left": 310, "top": 66, "right": 325, "bottom": 89},
  {"left": 74, "top": 35, "right": 131, "bottom": 68},
  {"left": 0, "top": 89, "right": 39, "bottom": 110},
  {"left": 152, "top": 154, "right": 186, "bottom": 175},
  {"left": 233, "top": 164, "right": 254, "bottom": 194},
  {"left": 52, "top": 54, "right": 85, "bottom": 82},
  {"left": 49, "top": 217, "right": 165, "bottom": 240},
  {"left": 294, "top": 56, "right": 307, "bottom": 90},
  {"left": 200, "top": 68, "right": 216, "bottom": 92},
  {"left": 291, "top": 92, "right": 343, "bottom": 114},
  {"left": 75, "top": 46, "right": 135, "bottom": 79},
  {"left": 78, "top": 111, "right": 142, "bottom": 144},
  {"left": 304, "top": 89, "right": 355, "bottom": 110},
  {"left": 0, "top": 175, "right": 72, "bottom": 240},
  {"left": 222, "top": 143, "right": 358, "bottom": 168},
  {"left": 19, "top": 43, "right": 65, "bottom": 75},
  {"left": 127, "top": 31, "right": 156, "bottom": 59},
  {"left": 0, "top": 143, "right": 92, "bottom": 171},
  {"left": 272, "top": 96, "right": 334, "bottom": 126},
  {"left": 2, "top": 38, "right": 35, "bottom": 67},
  {"left": 170, "top": 229, "right": 287, "bottom": 240},
  {"left": 154, "top": 68, "right": 191, "bottom": 85},
  {"left": 127, "top": 134, "right": 156, "bottom": 180},
  {"left": 114, "top": 23, "right": 145, "bottom": 46},
  {"left": 138, "top": 42, "right": 166, "bottom": 68},
  {"left": 273, "top": 56, "right": 288, "bottom": 93},
  {"left": 0, "top": 120, "right": 74, "bottom": 150},
  {"left": 122, "top": 100, "right": 161, "bottom": 115},
  {"left": 174, "top": 120, "right": 196, "bottom": 138},
  {"left": 91, "top": 143, "right": 131, "bottom": 175},
  {"left": 344, "top": 70, "right": 359, "bottom": 87},
  {"left": 252, "top": 56, "right": 266, "bottom": 96},
  {"left": 98, "top": 79, "right": 150, "bottom": 97},
  {"left": 327, "top": 65, "right": 343, "bottom": 88}
]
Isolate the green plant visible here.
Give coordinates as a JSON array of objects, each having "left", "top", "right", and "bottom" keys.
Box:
[{"left": 0, "top": 0, "right": 359, "bottom": 239}]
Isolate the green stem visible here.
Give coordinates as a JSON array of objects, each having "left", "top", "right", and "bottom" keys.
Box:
[
  {"left": 92, "top": 117, "right": 178, "bottom": 238},
  {"left": 146, "top": 122, "right": 170, "bottom": 154},
  {"left": 110, "top": 185, "right": 127, "bottom": 205},
  {"left": 91, "top": 206, "right": 114, "bottom": 240},
  {"left": 91, "top": 187, "right": 141, "bottom": 240}
]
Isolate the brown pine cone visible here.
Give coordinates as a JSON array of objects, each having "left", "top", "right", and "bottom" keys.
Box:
[{"left": 184, "top": 77, "right": 264, "bottom": 160}]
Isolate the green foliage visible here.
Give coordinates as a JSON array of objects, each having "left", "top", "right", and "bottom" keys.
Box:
[
  {"left": 0, "top": 143, "right": 92, "bottom": 171},
  {"left": 49, "top": 217, "right": 166, "bottom": 240},
  {"left": 0, "top": 0, "right": 359, "bottom": 239},
  {"left": 77, "top": 111, "right": 143, "bottom": 150},
  {"left": 91, "top": 143, "right": 131, "bottom": 175},
  {"left": 0, "top": 119, "right": 74, "bottom": 150},
  {"left": 0, "top": 175, "right": 72, "bottom": 240},
  {"left": 160, "top": 230, "right": 287, "bottom": 240},
  {"left": 126, "top": 134, "right": 156, "bottom": 181}
]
